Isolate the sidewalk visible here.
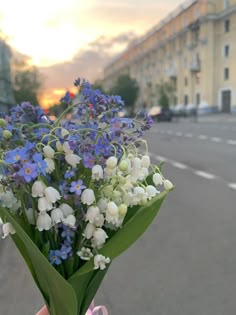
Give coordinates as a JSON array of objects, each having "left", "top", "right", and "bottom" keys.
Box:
[{"left": 176, "top": 113, "right": 236, "bottom": 123}]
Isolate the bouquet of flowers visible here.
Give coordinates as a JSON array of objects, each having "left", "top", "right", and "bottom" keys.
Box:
[{"left": 0, "top": 78, "right": 173, "bottom": 315}]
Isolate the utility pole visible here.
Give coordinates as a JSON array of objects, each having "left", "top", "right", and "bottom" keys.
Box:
[{"left": 0, "top": 32, "right": 15, "bottom": 112}]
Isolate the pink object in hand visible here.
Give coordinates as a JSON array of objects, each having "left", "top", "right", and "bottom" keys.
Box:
[{"left": 36, "top": 305, "right": 49, "bottom": 315}]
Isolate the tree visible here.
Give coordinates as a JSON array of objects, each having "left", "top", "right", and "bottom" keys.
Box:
[
  {"left": 109, "top": 74, "right": 139, "bottom": 116},
  {"left": 12, "top": 59, "right": 42, "bottom": 105},
  {"left": 157, "top": 81, "right": 176, "bottom": 108}
]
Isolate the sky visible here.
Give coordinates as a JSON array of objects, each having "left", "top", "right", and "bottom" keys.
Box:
[{"left": 0, "top": 0, "right": 183, "bottom": 107}]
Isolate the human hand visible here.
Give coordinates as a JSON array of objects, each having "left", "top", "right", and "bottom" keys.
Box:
[{"left": 36, "top": 305, "right": 49, "bottom": 315}]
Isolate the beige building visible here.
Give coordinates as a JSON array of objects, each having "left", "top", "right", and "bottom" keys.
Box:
[{"left": 103, "top": 0, "right": 236, "bottom": 113}]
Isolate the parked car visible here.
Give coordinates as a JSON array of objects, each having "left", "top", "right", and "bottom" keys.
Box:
[
  {"left": 149, "top": 106, "right": 173, "bottom": 122},
  {"left": 171, "top": 104, "right": 187, "bottom": 118}
]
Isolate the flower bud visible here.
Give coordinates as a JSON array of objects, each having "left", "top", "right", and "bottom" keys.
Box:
[
  {"left": 119, "top": 160, "right": 128, "bottom": 172},
  {"left": 51, "top": 208, "right": 64, "bottom": 224},
  {"left": 81, "top": 189, "right": 95, "bottom": 205},
  {"left": 2, "top": 222, "right": 16, "bottom": 238},
  {"left": 43, "top": 145, "right": 55, "bottom": 159},
  {"left": 153, "top": 173, "right": 163, "bottom": 186},
  {"left": 32, "top": 180, "right": 46, "bottom": 197},
  {"left": 106, "top": 156, "right": 117, "bottom": 169},
  {"left": 3, "top": 130, "right": 12, "bottom": 140},
  {"left": 56, "top": 141, "right": 63, "bottom": 152},
  {"left": 44, "top": 187, "right": 61, "bottom": 203},
  {"left": 118, "top": 204, "right": 127, "bottom": 217},
  {"left": 36, "top": 212, "right": 52, "bottom": 231},
  {"left": 0, "top": 118, "right": 7, "bottom": 128},
  {"left": 164, "top": 179, "right": 173, "bottom": 190}
]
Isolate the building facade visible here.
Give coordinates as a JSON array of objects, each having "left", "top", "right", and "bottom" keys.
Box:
[
  {"left": 0, "top": 37, "right": 15, "bottom": 112},
  {"left": 103, "top": 0, "right": 236, "bottom": 113}
]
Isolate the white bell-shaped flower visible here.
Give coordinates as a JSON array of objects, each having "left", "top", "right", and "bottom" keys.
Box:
[
  {"left": 26, "top": 208, "right": 38, "bottom": 225},
  {"left": 44, "top": 187, "right": 61, "bottom": 203},
  {"left": 146, "top": 185, "right": 159, "bottom": 199},
  {"left": 32, "top": 180, "right": 46, "bottom": 198},
  {"left": 85, "top": 206, "right": 100, "bottom": 224},
  {"left": 56, "top": 141, "right": 63, "bottom": 152},
  {"left": 63, "top": 141, "right": 73, "bottom": 154},
  {"left": 97, "top": 198, "right": 108, "bottom": 213},
  {"left": 92, "top": 165, "right": 103, "bottom": 180},
  {"left": 38, "top": 197, "right": 53, "bottom": 212},
  {"left": 36, "top": 212, "right": 52, "bottom": 231},
  {"left": 92, "top": 228, "right": 108, "bottom": 249},
  {"left": 164, "top": 179, "right": 173, "bottom": 190},
  {"left": 51, "top": 208, "right": 64, "bottom": 224},
  {"left": 65, "top": 153, "right": 81, "bottom": 168},
  {"left": 94, "top": 214, "right": 105, "bottom": 227},
  {"left": 61, "top": 128, "right": 69, "bottom": 137},
  {"left": 45, "top": 158, "right": 55, "bottom": 174},
  {"left": 2, "top": 222, "right": 16, "bottom": 239},
  {"left": 43, "top": 145, "right": 55, "bottom": 159},
  {"left": 83, "top": 223, "right": 96, "bottom": 239},
  {"left": 106, "top": 156, "right": 117, "bottom": 169},
  {"left": 94, "top": 254, "right": 111, "bottom": 270},
  {"left": 153, "top": 173, "right": 163, "bottom": 186},
  {"left": 81, "top": 189, "right": 95, "bottom": 205},
  {"left": 141, "top": 155, "right": 150, "bottom": 168},
  {"left": 63, "top": 214, "right": 76, "bottom": 227},
  {"left": 118, "top": 204, "right": 127, "bottom": 217},
  {"left": 1, "top": 191, "right": 16, "bottom": 208},
  {"left": 59, "top": 203, "right": 74, "bottom": 217},
  {"left": 118, "top": 160, "right": 129, "bottom": 172},
  {"left": 106, "top": 201, "right": 119, "bottom": 224},
  {"left": 77, "top": 247, "right": 94, "bottom": 260},
  {"left": 132, "top": 157, "right": 141, "bottom": 169}
]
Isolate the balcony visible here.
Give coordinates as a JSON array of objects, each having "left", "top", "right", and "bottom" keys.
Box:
[
  {"left": 167, "top": 68, "right": 177, "bottom": 79},
  {"left": 190, "top": 56, "right": 201, "bottom": 72}
]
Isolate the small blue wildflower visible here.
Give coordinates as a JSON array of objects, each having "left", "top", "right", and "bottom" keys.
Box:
[
  {"left": 33, "top": 153, "right": 47, "bottom": 175},
  {"left": 49, "top": 250, "right": 62, "bottom": 265},
  {"left": 83, "top": 153, "right": 96, "bottom": 168},
  {"left": 64, "top": 169, "right": 76, "bottom": 179},
  {"left": 18, "top": 162, "right": 38, "bottom": 182},
  {"left": 70, "top": 179, "right": 86, "bottom": 196},
  {"left": 60, "top": 91, "right": 71, "bottom": 103},
  {"left": 60, "top": 244, "right": 72, "bottom": 260},
  {"left": 4, "top": 148, "right": 27, "bottom": 165},
  {"left": 61, "top": 225, "right": 75, "bottom": 242}
]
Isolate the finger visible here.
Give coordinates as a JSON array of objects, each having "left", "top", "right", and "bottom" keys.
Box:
[{"left": 36, "top": 305, "right": 49, "bottom": 315}]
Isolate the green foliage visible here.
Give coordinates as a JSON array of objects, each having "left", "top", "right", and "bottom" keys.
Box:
[
  {"left": 157, "top": 81, "right": 176, "bottom": 108},
  {"left": 109, "top": 74, "right": 139, "bottom": 115}
]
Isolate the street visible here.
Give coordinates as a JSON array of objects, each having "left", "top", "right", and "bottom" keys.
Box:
[{"left": 1, "top": 118, "right": 236, "bottom": 315}]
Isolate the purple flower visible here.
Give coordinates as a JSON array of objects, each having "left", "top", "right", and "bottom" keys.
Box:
[
  {"left": 83, "top": 153, "right": 96, "bottom": 168},
  {"left": 33, "top": 153, "right": 47, "bottom": 175},
  {"left": 64, "top": 169, "right": 76, "bottom": 179},
  {"left": 70, "top": 180, "right": 86, "bottom": 196},
  {"left": 49, "top": 250, "right": 62, "bottom": 265},
  {"left": 18, "top": 163, "right": 38, "bottom": 182},
  {"left": 4, "top": 148, "right": 27, "bottom": 165}
]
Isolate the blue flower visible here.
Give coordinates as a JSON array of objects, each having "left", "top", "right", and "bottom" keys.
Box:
[
  {"left": 4, "top": 148, "right": 27, "bottom": 165},
  {"left": 49, "top": 250, "right": 62, "bottom": 265},
  {"left": 60, "top": 244, "right": 72, "bottom": 260},
  {"left": 83, "top": 153, "right": 96, "bottom": 168},
  {"left": 61, "top": 224, "right": 75, "bottom": 242},
  {"left": 70, "top": 180, "right": 86, "bottom": 196},
  {"left": 18, "top": 162, "right": 38, "bottom": 182},
  {"left": 64, "top": 169, "right": 76, "bottom": 179},
  {"left": 33, "top": 153, "right": 47, "bottom": 175}
]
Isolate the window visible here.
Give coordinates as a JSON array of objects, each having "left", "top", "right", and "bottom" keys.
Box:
[
  {"left": 224, "top": 45, "right": 230, "bottom": 57},
  {"left": 196, "top": 93, "right": 200, "bottom": 105},
  {"left": 184, "top": 95, "right": 188, "bottom": 105},
  {"left": 224, "top": 0, "right": 230, "bottom": 9},
  {"left": 224, "top": 68, "right": 229, "bottom": 80},
  {"left": 224, "top": 19, "right": 230, "bottom": 32}
]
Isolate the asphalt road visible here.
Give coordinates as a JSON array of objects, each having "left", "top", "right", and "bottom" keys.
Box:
[{"left": 1, "top": 118, "right": 236, "bottom": 315}]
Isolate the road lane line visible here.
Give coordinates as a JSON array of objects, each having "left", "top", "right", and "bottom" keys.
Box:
[
  {"left": 176, "top": 132, "right": 183, "bottom": 136},
  {"left": 228, "top": 183, "right": 236, "bottom": 190},
  {"left": 156, "top": 155, "right": 167, "bottom": 162},
  {"left": 185, "top": 133, "right": 193, "bottom": 138},
  {"left": 171, "top": 162, "right": 188, "bottom": 169},
  {"left": 227, "top": 140, "right": 236, "bottom": 145},
  {"left": 198, "top": 135, "right": 208, "bottom": 140},
  {"left": 194, "top": 171, "right": 216, "bottom": 180},
  {"left": 211, "top": 137, "right": 222, "bottom": 142}
]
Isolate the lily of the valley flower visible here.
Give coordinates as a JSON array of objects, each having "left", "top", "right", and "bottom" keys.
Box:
[
  {"left": 2, "top": 222, "right": 16, "bottom": 238},
  {"left": 92, "top": 165, "right": 103, "bottom": 180},
  {"left": 92, "top": 228, "right": 108, "bottom": 248},
  {"left": 51, "top": 208, "right": 64, "bottom": 224},
  {"left": 146, "top": 185, "right": 159, "bottom": 199},
  {"left": 83, "top": 223, "right": 96, "bottom": 239},
  {"left": 36, "top": 212, "right": 52, "bottom": 231},
  {"left": 106, "top": 156, "right": 117, "bottom": 169},
  {"left": 106, "top": 201, "right": 119, "bottom": 224},
  {"left": 85, "top": 206, "right": 100, "bottom": 224},
  {"left": 45, "top": 158, "right": 55, "bottom": 174},
  {"left": 63, "top": 214, "right": 76, "bottom": 227},
  {"left": 77, "top": 247, "right": 94, "bottom": 261},
  {"left": 94, "top": 254, "right": 111, "bottom": 270},
  {"left": 43, "top": 145, "right": 55, "bottom": 159},
  {"left": 153, "top": 173, "right": 163, "bottom": 186},
  {"left": 141, "top": 155, "right": 150, "bottom": 168},
  {"left": 32, "top": 180, "right": 46, "bottom": 197},
  {"left": 164, "top": 179, "right": 174, "bottom": 190},
  {"left": 59, "top": 203, "right": 74, "bottom": 217},
  {"left": 38, "top": 197, "right": 53, "bottom": 212},
  {"left": 81, "top": 189, "right": 95, "bottom": 205},
  {"left": 44, "top": 187, "right": 61, "bottom": 203}
]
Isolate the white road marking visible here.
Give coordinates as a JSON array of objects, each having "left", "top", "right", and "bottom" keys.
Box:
[
  {"left": 171, "top": 162, "right": 188, "bottom": 169},
  {"left": 227, "top": 140, "right": 236, "bottom": 145},
  {"left": 198, "top": 135, "right": 208, "bottom": 140},
  {"left": 228, "top": 183, "right": 236, "bottom": 190},
  {"left": 194, "top": 170, "right": 216, "bottom": 180},
  {"left": 176, "top": 132, "right": 183, "bottom": 136},
  {"left": 156, "top": 155, "right": 167, "bottom": 162},
  {"left": 166, "top": 130, "right": 173, "bottom": 135},
  {"left": 185, "top": 133, "right": 193, "bottom": 138},
  {"left": 211, "top": 137, "right": 222, "bottom": 142}
]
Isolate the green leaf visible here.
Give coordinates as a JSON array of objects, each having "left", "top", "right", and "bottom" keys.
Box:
[
  {"left": 73, "top": 190, "right": 168, "bottom": 276},
  {"left": 0, "top": 207, "right": 78, "bottom": 315}
]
